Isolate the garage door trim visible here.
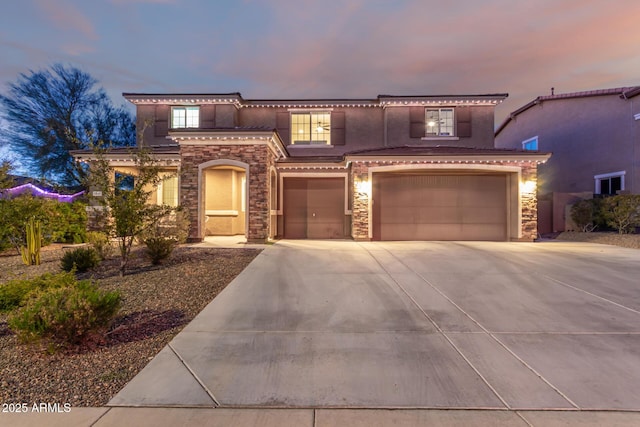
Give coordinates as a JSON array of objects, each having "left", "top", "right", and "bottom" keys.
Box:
[{"left": 365, "top": 164, "right": 523, "bottom": 240}]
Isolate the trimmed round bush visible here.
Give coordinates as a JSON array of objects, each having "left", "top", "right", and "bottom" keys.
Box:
[
  {"left": 0, "top": 271, "right": 77, "bottom": 312},
  {"left": 144, "top": 237, "right": 178, "bottom": 265},
  {"left": 8, "top": 280, "right": 120, "bottom": 347},
  {"left": 60, "top": 247, "right": 100, "bottom": 273}
]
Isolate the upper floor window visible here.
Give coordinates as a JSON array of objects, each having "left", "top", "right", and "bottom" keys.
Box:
[
  {"left": 291, "top": 112, "right": 331, "bottom": 145},
  {"left": 594, "top": 171, "right": 625, "bottom": 195},
  {"left": 171, "top": 106, "right": 199, "bottom": 129},
  {"left": 426, "top": 108, "right": 454, "bottom": 137},
  {"left": 522, "top": 136, "right": 538, "bottom": 151}
]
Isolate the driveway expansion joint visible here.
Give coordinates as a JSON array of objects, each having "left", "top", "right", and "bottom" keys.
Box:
[
  {"left": 361, "top": 243, "right": 581, "bottom": 411},
  {"left": 168, "top": 343, "right": 220, "bottom": 407}
]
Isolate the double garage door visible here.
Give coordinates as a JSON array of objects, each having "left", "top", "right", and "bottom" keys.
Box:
[{"left": 372, "top": 173, "right": 508, "bottom": 241}]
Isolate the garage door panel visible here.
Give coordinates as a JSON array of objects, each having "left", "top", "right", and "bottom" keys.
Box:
[
  {"left": 380, "top": 223, "right": 507, "bottom": 241},
  {"left": 374, "top": 173, "right": 507, "bottom": 241},
  {"left": 282, "top": 180, "right": 307, "bottom": 239},
  {"left": 284, "top": 178, "right": 346, "bottom": 239}
]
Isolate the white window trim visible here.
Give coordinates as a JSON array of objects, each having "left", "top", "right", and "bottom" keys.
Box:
[
  {"left": 594, "top": 171, "right": 625, "bottom": 194},
  {"left": 171, "top": 106, "right": 200, "bottom": 129},
  {"left": 290, "top": 111, "right": 332, "bottom": 146},
  {"left": 421, "top": 136, "right": 460, "bottom": 141},
  {"left": 522, "top": 136, "right": 538, "bottom": 151},
  {"left": 425, "top": 107, "right": 455, "bottom": 137}
]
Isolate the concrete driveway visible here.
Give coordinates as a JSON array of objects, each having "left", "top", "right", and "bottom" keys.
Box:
[{"left": 110, "top": 240, "right": 640, "bottom": 411}]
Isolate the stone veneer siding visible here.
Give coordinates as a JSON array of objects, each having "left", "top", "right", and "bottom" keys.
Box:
[
  {"left": 519, "top": 162, "right": 538, "bottom": 241},
  {"left": 350, "top": 160, "right": 540, "bottom": 242},
  {"left": 351, "top": 162, "right": 371, "bottom": 240},
  {"left": 179, "top": 144, "right": 275, "bottom": 242}
]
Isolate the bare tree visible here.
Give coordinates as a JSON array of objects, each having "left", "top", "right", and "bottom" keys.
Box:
[{"left": 0, "top": 64, "right": 135, "bottom": 187}]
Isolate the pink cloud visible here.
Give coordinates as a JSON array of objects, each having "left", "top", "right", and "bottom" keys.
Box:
[
  {"left": 203, "top": 0, "right": 640, "bottom": 125},
  {"left": 109, "top": 0, "right": 175, "bottom": 4},
  {"left": 35, "top": 0, "right": 97, "bottom": 41}
]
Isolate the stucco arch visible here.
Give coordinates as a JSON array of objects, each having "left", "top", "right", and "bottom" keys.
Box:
[{"left": 198, "top": 159, "right": 250, "bottom": 240}]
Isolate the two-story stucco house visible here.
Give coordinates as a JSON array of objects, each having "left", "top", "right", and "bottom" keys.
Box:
[
  {"left": 495, "top": 87, "right": 640, "bottom": 233},
  {"left": 74, "top": 92, "right": 549, "bottom": 242}
]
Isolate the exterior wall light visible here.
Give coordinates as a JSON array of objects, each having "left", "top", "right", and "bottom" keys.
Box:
[
  {"left": 355, "top": 176, "right": 371, "bottom": 196},
  {"left": 520, "top": 180, "right": 536, "bottom": 193}
]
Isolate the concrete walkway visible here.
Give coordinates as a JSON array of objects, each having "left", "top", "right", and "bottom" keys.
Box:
[
  {"left": 5, "top": 240, "right": 640, "bottom": 426},
  {"left": 4, "top": 407, "right": 640, "bottom": 426}
]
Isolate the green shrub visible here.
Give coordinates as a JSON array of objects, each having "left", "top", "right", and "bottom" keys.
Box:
[
  {"left": 0, "top": 197, "right": 87, "bottom": 252},
  {"left": 0, "top": 271, "right": 77, "bottom": 312},
  {"left": 0, "top": 280, "right": 35, "bottom": 312},
  {"left": 142, "top": 209, "right": 189, "bottom": 265},
  {"left": 86, "top": 231, "right": 113, "bottom": 260},
  {"left": 60, "top": 247, "right": 100, "bottom": 273},
  {"left": 8, "top": 280, "right": 120, "bottom": 347},
  {"left": 48, "top": 201, "right": 88, "bottom": 244},
  {"left": 144, "top": 237, "right": 178, "bottom": 265},
  {"left": 0, "top": 195, "right": 49, "bottom": 253},
  {"left": 601, "top": 195, "right": 640, "bottom": 234},
  {"left": 571, "top": 199, "right": 597, "bottom": 232}
]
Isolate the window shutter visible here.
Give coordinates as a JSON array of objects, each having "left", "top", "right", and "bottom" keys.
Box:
[
  {"left": 201, "top": 105, "right": 215, "bottom": 129},
  {"left": 276, "top": 111, "right": 290, "bottom": 145},
  {"left": 457, "top": 107, "right": 471, "bottom": 138},
  {"left": 409, "top": 107, "right": 425, "bottom": 138},
  {"left": 331, "top": 111, "right": 346, "bottom": 145},
  {"left": 154, "top": 105, "right": 169, "bottom": 136}
]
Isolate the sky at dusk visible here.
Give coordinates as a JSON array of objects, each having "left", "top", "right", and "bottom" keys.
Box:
[{"left": 1, "top": 0, "right": 640, "bottom": 131}]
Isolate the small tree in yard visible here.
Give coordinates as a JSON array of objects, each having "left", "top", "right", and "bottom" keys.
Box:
[
  {"left": 601, "top": 195, "right": 640, "bottom": 234},
  {"left": 86, "top": 145, "right": 178, "bottom": 276}
]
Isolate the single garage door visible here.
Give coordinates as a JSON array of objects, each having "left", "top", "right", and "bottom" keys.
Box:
[
  {"left": 283, "top": 177, "right": 346, "bottom": 239},
  {"left": 372, "top": 173, "right": 508, "bottom": 241}
]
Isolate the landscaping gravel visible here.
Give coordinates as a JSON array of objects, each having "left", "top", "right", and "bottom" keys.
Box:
[
  {"left": 0, "top": 245, "right": 260, "bottom": 407},
  {"left": 555, "top": 231, "right": 640, "bottom": 249}
]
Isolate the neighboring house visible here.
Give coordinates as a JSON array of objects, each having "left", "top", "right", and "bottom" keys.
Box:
[
  {"left": 495, "top": 87, "right": 640, "bottom": 233},
  {"left": 73, "top": 92, "right": 549, "bottom": 242}
]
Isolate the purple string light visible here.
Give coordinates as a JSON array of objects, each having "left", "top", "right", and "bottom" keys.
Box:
[{"left": 2, "top": 183, "right": 84, "bottom": 203}]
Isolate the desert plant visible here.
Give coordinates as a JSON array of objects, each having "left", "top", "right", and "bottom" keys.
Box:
[
  {"left": 144, "top": 237, "right": 178, "bottom": 265},
  {"left": 0, "top": 271, "right": 77, "bottom": 312},
  {"left": 48, "top": 201, "right": 88, "bottom": 244},
  {"left": 86, "top": 144, "right": 180, "bottom": 276},
  {"left": 60, "top": 247, "right": 101, "bottom": 273},
  {"left": 8, "top": 280, "right": 120, "bottom": 348},
  {"left": 86, "top": 231, "right": 114, "bottom": 260},
  {"left": 570, "top": 199, "right": 597, "bottom": 232},
  {"left": 20, "top": 217, "right": 41, "bottom": 266},
  {"left": 601, "top": 195, "right": 640, "bottom": 234},
  {"left": 0, "top": 195, "right": 82, "bottom": 253},
  {"left": 141, "top": 209, "right": 189, "bottom": 265}
]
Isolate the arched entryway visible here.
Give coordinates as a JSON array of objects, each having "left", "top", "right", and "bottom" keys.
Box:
[{"left": 198, "top": 160, "right": 249, "bottom": 239}]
